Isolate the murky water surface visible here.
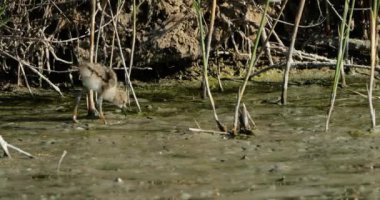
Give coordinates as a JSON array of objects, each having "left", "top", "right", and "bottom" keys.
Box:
[{"left": 1, "top": 81, "right": 380, "bottom": 199}]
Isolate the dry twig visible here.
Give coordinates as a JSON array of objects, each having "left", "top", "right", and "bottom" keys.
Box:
[
  {"left": 0, "top": 49, "right": 63, "bottom": 96},
  {"left": 188, "top": 128, "right": 229, "bottom": 136}
]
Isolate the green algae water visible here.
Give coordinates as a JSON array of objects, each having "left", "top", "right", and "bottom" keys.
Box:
[{"left": 0, "top": 79, "right": 380, "bottom": 199}]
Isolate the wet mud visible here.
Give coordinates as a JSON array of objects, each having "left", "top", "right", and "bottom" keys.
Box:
[{"left": 1, "top": 80, "right": 380, "bottom": 199}]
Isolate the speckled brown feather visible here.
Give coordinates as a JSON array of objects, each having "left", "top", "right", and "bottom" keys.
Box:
[{"left": 79, "top": 62, "right": 117, "bottom": 89}]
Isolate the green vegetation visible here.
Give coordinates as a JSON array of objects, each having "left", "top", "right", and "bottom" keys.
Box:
[{"left": 0, "top": 0, "right": 378, "bottom": 133}]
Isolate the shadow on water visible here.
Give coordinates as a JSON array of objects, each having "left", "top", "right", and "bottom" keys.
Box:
[
  {"left": 0, "top": 115, "right": 70, "bottom": 123},
  {"left": 1, "top": 80, "right": 380, "bottom": 199}
]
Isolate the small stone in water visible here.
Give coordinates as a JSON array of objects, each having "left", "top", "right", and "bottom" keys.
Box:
[
  {"left": 240, "top": 155, "right": 248, "bottom": 160},
  {"left": 75, "top": 127, "right": 85, "bottom": 131},
  {"left": 146, "top": 105, "right": 153, "bottom": 110},
  {"left": 114, "top": 177, "right": 123, "bottom": 183},
  {"left": 180, "top": 192, "right": 191, "bottom": 200}
]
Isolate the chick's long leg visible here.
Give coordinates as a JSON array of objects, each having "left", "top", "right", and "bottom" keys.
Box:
[
  {"left": 86, "top": 90, "right": 99, "bottom": 118},
  {"left": 97, "top": 96, "right": 107, "bottom": 124},
  {"left": 73, "top": 89, "right": 84, "bottom": 123}
]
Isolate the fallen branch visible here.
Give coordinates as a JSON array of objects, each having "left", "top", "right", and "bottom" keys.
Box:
[
  {"left": 250, "top": 61, "right": 380, "bottom": 79},
  {"left": 189, "top": 128, "right": 228, "bottom": 135},
  {"left": 0, "top": 135, "right": 34, "bottom": 159},
  {"left": 272, "top": 44, "right": 334, "bottom": 62}
]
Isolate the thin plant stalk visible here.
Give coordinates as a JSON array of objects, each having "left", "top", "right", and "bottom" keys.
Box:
[
  {"left": 19, "top": 63, "right": 33, "bottom": 96},
  {"left": 208, "top": 0, "right": 224, "bottom": 92},
  {"left": 249, "top": 0, "right": 288, "bottom": 79},
  {"left": 205, "top": 0, "right": 216, "bottom": 62},
  {"left": 216, "top": 59, "right": 224, "bottom": 92},
  {"left": 109, "top": 29, "right": 116, "bottom": 69},
  {"left": 206, "top": 0, "right": 221, "bottom": 91},
  {"left": 89, "top": 0, "right": 96, "bottom": 62},
  {"left": 108, "top": 0, "right": 141, "bottom": 112},
  {"left": 232, "top": 0, "right": 270, "bottom": 134},
  {"left": 17, "top": 62, "right": 22, "bottom": 86},
  {"left": 324, "top": 0, "right": 331, "bottom": 34},
  {"left": 325, "top": 0, "right": 355, "bottom": 131},
  {"left": 338, "top": 25, "right": 348, "bottom": 87},
  {"left": 95, "top": 0, "right": 107, "bottom": 63},
  {"left": 194, "top": 0, "right": 225, "bottom": 131},
  {"left": 128, "top": 0, "right": 137, "bottom": 77},
  {"left": 109, "top": 1, "right": 118, "bottom": 69},
  {"left": 261, "top": 29, "right": 273, "bottom": 65},
  {"left": 87, "top": 0, "right": 97, "bottom": 115},
  {"left": 368, "top": 0, "right": 379, "bottom": 129},
  {"left": 281, "top": 0, "right": 305, "bottom": 105},
  {"left": 340, "top": 60, "right": 347, "bottom": 87}
]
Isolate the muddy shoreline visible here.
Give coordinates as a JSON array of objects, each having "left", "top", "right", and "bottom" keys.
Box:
[{"left": 0, "top": 75, "right": 380, "bottom": 199}]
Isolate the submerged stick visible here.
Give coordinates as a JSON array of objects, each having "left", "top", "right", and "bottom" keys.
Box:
[
  {"left": 57, "top": 150, "right": 67, "bottom": 173},
  {"left": 0, "top": 135, "right": 34, "bottom": 159},
  {"left": 242, "top": 103, "right": 256, "bottom": 129},
  {"left": 189, "top": 128, "right": 229, "bottom": 135},
  {"left": 7, "top": 143, "right": 34, "bottom": 158}
]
